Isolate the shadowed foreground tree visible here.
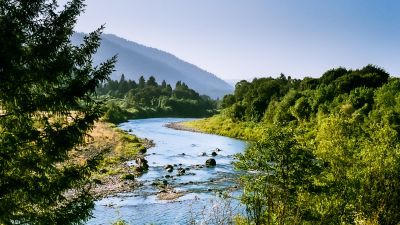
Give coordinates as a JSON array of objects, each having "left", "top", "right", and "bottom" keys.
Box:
[{"left": 0, "top": 0, "right": 116, "bottom": 224}]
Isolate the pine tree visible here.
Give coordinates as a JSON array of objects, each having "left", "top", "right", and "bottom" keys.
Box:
[
  {"left": 118, "top": 74, "right": 130, "bottom": 96},
  {"left": 138, "top": 75, "right": 146, "bottom": 87},
  {"left": 0, "top": 0, "right": 116, "bottom": 224},
  {"left": 161, "top": 80, "right": 167, "bottom": 88},
  {"left": 146, "top": 76, "right": 157, "bottom": 86}
]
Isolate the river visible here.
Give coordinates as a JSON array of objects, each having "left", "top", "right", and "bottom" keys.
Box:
[{"left": 87, "top": 118, "right": 247, "bottom": 225}]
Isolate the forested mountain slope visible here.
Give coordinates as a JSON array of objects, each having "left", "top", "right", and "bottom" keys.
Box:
[{"left": 71, "top": 33, "right": 233, "bottom": 98}]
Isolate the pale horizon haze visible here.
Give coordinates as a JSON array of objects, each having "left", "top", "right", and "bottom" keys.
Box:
[{"left": 71, "top": 0, "right": 400, "bottom": 80}]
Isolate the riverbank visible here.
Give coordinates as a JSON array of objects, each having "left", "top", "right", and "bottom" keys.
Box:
[
  {"left": 164, "top": 121, "right": 207, "bottom": 134},
  {"left": 168, "top": 115, "right": 263, "bottom": 141},
  {"left": 71, "top": 122, "right": 153, "bottom": 199}
]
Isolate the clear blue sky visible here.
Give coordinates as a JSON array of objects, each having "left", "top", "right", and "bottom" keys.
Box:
[{"left": 72, "top": 0, "right": 400, "bottom": 80}]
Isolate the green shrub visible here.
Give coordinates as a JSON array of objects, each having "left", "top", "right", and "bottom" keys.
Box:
[{"left": 120, "top": 174, "right": 135, "bottom": 181}]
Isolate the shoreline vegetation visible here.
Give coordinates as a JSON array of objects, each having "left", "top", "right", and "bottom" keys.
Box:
[
  {"left": 173, "top": 65, "right": 400, "bottom": 224},
  {"left": 177, "top": 115, "right": 264, "bottom": 141},
  {"left": 75, "top": 122, "right": 153, "bottom": 199}
]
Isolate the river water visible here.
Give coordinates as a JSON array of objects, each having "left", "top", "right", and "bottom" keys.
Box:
[{"left": 87, "top": 118, "right": 247, "bottom": 225}]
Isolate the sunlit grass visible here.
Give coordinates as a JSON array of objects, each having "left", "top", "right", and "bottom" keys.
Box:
[
  {"left": 70, "top": 121, "right": 147, "bottom": 181},
  {"left": 182, "top": 114, "right": 264, "bottom": 141}
]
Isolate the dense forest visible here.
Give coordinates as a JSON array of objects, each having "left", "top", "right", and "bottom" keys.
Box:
[
  {"left": 97, "top": 75, "right": 217, "bottom": 123},
  {"left": 186, "top": 65, "right": 400, "bottom": 224}
]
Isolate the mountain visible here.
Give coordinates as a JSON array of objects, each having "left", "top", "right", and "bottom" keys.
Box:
[{"left": 71, "top": 33, "right": 233, "bottom": 99}]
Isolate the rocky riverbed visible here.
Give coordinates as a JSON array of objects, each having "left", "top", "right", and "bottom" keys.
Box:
[
  {"left": 75, "top": 122, "right": 154, "bottom": 199},
  {"left": 87, "top": 118, "right": 247, "bottom": 225}
]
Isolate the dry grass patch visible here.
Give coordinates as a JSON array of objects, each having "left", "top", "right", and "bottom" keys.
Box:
[{"left": 69, "top": 121, "right": 152, "bottom": 198}]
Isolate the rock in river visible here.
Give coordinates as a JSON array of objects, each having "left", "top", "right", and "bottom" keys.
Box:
[
  {"left": 164, "top": 164, "right": 173, "bottom": 171},
  {"left": 205, "top": 158, "right": 216, "bottom": 167},
  {"left": 177, "top": 167, "right": 186, "bottom": 175},
  {"left": 164, "top": 164, "right": 173, "bottom": 169}
]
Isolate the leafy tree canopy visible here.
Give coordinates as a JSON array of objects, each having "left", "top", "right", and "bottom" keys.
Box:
[{"left": 214, "top": 65, "right": 400, "bottom": 224}]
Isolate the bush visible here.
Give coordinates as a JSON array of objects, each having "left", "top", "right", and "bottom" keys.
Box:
[
  {"left": 103, "top": 102, "right": 133, "bottom": 123},
  {"left": 120, "top": 174, "right": 135, "bottom": 181}
]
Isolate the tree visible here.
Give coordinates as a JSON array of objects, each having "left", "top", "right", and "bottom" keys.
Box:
[
  {"left": 138, "top": 76, "right": 145, "bottom": 87},
  {"left": 234, "top": 80, "right": 250, "bottom": 101},
  {"left": 118, "top": 74, "right": 130, "bottom": 96},
  {"left": 235, "top": 126, "right": 320, "bottom": 225},
  {"left": 314, "top": 114, "right": 400, "bottom": 224},
  {"left": 146, "top": 76, "right": 158, "bottom": 86},
  {"left": 161, "top": 80, "right": 167, "bottom": 88},
  {"left": 0, "top": 1, "right": 116, "bottom": 224},
  {"left": 220, "top": 94, "right": 235, "bottom": 108},
  {"left": 290, "top": 96, "right": 311, "bottom": 121},
  {"left": 319, "top": 67, "right": 348, "bottom": 85}
]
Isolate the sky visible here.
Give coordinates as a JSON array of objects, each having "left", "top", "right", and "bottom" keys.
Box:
[{"left": 71, "top": 0, "right": 400, "bottom": 80}]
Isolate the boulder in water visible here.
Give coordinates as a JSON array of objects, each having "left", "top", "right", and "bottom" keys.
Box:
[
  {"left": 164, "top": 164, "right": 173, "bottom": 170},
  {"left": 205, "top": 158, "right": 216, "bottom": 167},
  {"left": 177, "top": 167, "right": 186, "bottom": 175},
  {"left": 136, "top": 157, "right": 149, "bottom": 170},
  {"left": 164, "top": 164, "right": 174, "bottom": 169}
]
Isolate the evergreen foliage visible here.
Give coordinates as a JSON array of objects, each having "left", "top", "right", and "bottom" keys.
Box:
[{"left": 0, "top": 1, "right": 115, "bottom": 224}]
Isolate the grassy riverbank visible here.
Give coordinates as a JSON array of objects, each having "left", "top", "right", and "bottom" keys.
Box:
[
  {"left": 71, "top": 122, "right": 152, "bottom": 198},
  {"left": 179, "top": 114, "right": 263, "bottom": 141}
]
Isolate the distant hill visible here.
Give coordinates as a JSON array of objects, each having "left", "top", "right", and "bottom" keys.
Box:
[{"left": 71, "top": 33, "right": 233, "bottom": 99}]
